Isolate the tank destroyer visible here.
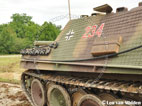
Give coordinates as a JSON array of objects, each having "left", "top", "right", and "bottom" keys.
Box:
[{"left": 20, "top": 3, "right": 142, "bottom": 106}]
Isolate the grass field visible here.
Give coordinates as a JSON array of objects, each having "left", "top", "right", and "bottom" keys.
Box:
[{"left": 0, "top": 55, "right": 25, "bottom": 84}]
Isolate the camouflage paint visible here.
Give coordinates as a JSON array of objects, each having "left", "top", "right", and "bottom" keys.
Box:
[{"left": 21, "top": 5, "right": 142, "bottom": 75}]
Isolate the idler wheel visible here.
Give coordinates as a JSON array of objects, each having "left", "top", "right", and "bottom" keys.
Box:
[
  {"left": 31, "top": 79, "right": 46, "bottom": 106},
  {"left": 77, "top": 94, "right": 104, "bottom": 106},
  {"left": 47, "top": 83, "right": 71, "bottom": 106}
]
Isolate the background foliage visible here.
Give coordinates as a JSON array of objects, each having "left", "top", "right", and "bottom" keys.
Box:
[{"left": 0, "top": 13, "right": 61, "bottom": 54}]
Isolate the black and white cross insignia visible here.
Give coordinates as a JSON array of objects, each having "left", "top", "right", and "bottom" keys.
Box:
[{"left": 65, "top": 29, "right": 74, "bottom": 40}]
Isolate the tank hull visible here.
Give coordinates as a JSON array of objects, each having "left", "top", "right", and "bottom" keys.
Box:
[{"left": 20, "top": 3, "right": 142, "bottom": 106}]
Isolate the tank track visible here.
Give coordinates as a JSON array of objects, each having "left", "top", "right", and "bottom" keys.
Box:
[{"left": 21, "top": 70, "right": 142, "bottom": 105}]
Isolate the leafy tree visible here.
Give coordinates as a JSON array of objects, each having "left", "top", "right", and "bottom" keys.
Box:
[
  {"left": 24, "top": 21, "right": 40, "bottom": 41},
  {"left": 11, "top": 13, "right": 32, "bottom": 24},
  {"left": 0, "top": 13, "right": 61, "bottom": 54},
  {"left": 38, "top": 22, "right": 61, "bottom": 41},
  {"left": 10, "top": 13, "right": 33, "bottom": 38},
  {"left": 0, "top": 26, "right": 15, "bottom": 54}
]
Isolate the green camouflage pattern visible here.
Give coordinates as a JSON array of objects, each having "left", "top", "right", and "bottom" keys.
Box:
[{"left": 21, "top": 4, "right": 142, "bottom": 75}]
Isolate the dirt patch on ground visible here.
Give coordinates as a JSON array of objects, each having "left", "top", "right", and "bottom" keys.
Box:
[
  {"left": 0, "top": 72, "right": 21, "bottom": 81},
  {"left": 0, "top": 82, "right": 31, "bottom": 106}
]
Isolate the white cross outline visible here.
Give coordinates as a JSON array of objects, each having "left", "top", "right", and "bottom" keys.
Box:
[{"left": 65, "top": 29, "right": 74, "bottom": 40}]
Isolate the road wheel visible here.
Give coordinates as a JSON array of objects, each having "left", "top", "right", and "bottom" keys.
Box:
[
  {"left": 47, "top": 83, "right": 71, "bottom": 106},
  {"left": 31, "top": 79, "right": 46, "bottom": 106},
  {"left": 77, "top": 94, "right": 104, "bottom": 106},
  {"left": 72, "top": 89, "right": 87, "bottom": 106}
]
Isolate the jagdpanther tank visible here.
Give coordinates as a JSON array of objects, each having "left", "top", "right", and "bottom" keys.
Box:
[{"left": 20, "top": 3, "right": 142, "bottom": 106}]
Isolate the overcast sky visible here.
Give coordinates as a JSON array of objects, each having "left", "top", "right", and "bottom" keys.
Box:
[{"left": 0, "top": 0, "right": 141, "bottom": 27}]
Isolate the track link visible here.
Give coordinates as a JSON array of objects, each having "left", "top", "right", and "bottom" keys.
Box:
[{"left": 21, "top": 70, "right": 142, "bottom": 105}]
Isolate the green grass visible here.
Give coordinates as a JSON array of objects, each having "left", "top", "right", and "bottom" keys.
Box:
[
  {"left": 0, "top": 55, "right": 25, "bottom": 84},
  {"left": 0, "top": 78, "right": 20, "bottom": 84}
]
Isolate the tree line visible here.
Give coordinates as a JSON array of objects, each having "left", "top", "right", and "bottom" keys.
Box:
[{"left": 0, "top": 13, "right": 61, "bottom": 54}]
